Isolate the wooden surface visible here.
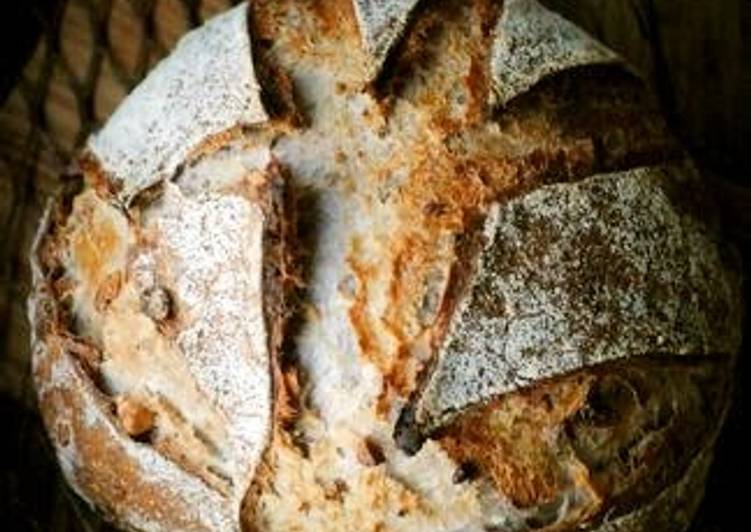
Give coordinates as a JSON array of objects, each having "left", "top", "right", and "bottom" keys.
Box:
[{"left": 0, "top": 1, "right": 748, "bottom": 529}]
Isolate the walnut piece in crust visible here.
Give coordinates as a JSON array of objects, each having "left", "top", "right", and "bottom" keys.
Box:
[{"left": 116, "top": 395, "right": 156, "bottom": 438}]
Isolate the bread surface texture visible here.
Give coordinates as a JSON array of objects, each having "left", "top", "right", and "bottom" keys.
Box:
[{"left": 29, "top": 1, "right": 741, "bottom": 531}]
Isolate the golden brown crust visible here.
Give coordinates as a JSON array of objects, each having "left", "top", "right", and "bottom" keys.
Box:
[
  {"left": 34, "top": 335, "right": 215, "bottom": 531},
  {"left": 436, "top": 356, "right": 731, "bottom": 527},
  {"left": 439, "top": 373, "right": 592, "bottom": 509}
]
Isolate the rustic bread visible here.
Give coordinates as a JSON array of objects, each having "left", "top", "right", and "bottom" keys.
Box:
[{"left": 29, "top": 1, "right": 742, "bottom": 531}]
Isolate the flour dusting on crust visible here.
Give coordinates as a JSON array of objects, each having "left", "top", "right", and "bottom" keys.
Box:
[
  {"left": 29, "top": 142, "right": 280, "bottom": 530},
  {"left": 352, "top": 0, "right": 421, "bottom": 77},
  {"left": 417, "top": 163, "right": 742, "bottom": 429},
  {"left": 490, "top": 0, "right": 623, "bottom": 107},
  {"left": 88, "top": 3, "right": 268, "bottom": 205},
  {"left": 152, "top": 181, "right": 272, "bottom": 490}
]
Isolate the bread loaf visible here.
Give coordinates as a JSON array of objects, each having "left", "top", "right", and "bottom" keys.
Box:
[{"left": 29, "top": 1, "right": 742, "bottom": 531}]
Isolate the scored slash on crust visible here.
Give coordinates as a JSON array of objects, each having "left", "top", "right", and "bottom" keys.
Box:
[
  {"left": 351, "top": 0, "right": 630, "bottom": 109},
  {"left": 86, "top": 0, "right": 632, "bottom": 208}
]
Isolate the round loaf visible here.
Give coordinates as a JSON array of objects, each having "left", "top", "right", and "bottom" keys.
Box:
[{"left": 29, "top": 1, "right": 742, "bottom": 531}]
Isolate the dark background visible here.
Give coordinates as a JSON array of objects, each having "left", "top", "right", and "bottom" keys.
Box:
[{"left": 1, "top": 1, "right": 749, "bottom": 530}]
